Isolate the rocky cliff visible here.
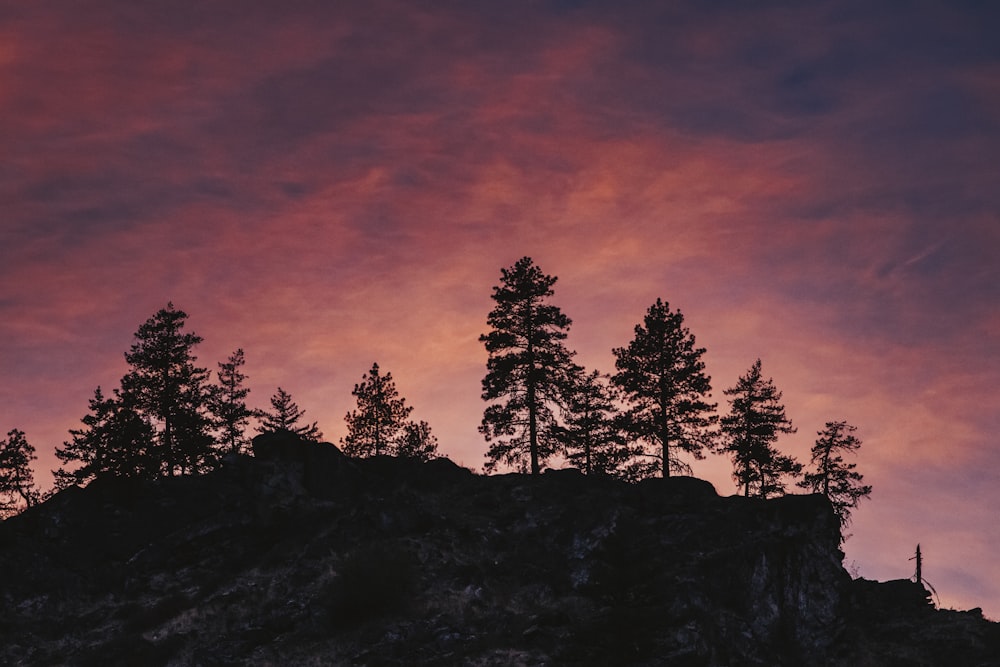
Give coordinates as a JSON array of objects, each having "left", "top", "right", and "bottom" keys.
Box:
[{"left": 1, "top": 432, "right": 997, "bottom": 666}]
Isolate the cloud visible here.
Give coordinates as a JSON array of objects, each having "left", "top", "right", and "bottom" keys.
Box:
[{"left": 2, "top": 0, "right": 999, "bottom": 616}]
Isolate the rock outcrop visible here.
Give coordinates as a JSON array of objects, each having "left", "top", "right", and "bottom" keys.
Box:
[{"left": 1, "top": 431, "right": 997, "bottom": 665}]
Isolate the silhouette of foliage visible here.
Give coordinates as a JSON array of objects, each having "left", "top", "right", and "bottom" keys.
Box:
[
  {"left": 798, "top": 421, "right": 872, "bottom": 530},
  {"left": 397, "top": 420, "right": 440, "bottom": 461},
  {"left": 53, "top": 386, "right": 157, "bottom": 488},
  {"left": 720, "top": 359, "right": 800, "bottom": 498},
  {"left": 120, "top": 303, "right": 216, "bottom": 475},
  {"left": 480, "top": 257, "right": 576, "bottom": 475},
  {"left": 210, "top": 348, "right": 256, "bottom": 454},
  {"left": 0, "top": 428, "right": 40, "bottom": 517},
  {"left": 257, "top": 387, "right": 322, "bottom": 442},
  {"left": 611, "top": 298, "right": 717, "bottom": 479},
  {"left": 342, "top": 363, "right": 436, "bottom": 459},
  {"left": 554, "top": 368, "right": 629, "bottom": 477}
]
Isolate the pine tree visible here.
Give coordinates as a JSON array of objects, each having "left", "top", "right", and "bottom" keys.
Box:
[
  {"left": 119, "top": 303, "right": 216, "bottom": 475},
  {"left": 211, "top": 349, "right": 256, "bottom": 454},
  {"left": 257, "top": 387, "right": 323, "bottom": 442},
  {"left": 0, "top": 429, "right": 40, "bottom": 517},
  {"left": 798, "top": 421, "right": 872, "bottom": 529},
  {"left": 480, "top": 257, "right": 576, "bottom": 475},
  {"left": 720, "top": 359, "right": 800, "bottom": 498},
  {"left": 342, "top": 363, "right": 413, "bottom": 457},
  {"left": 611, "top": 298, "right": 717, "bottom": 479},
  {"left": 53, "top": 386, "right": 156, "bottom": 488},
  {"left": 397, "top": 420, "right": 440, "bottom": 461},
  {"left": 170, "top": 406, "right": 217, "bottom": 473},
  {"left": 555, "top": 368, "right": 629, "bottom": 477},
  {"left": 54, "top": 386, "right": 116, "bottom": 489}
]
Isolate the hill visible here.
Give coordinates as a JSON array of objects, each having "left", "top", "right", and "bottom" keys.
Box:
[{"left": 1, "top": 431, "right": 997, "bottom": 666}]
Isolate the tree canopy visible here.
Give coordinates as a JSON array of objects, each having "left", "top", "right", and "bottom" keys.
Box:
[
  {"left": 612, "top": 298, "right": 717, "bottom": 478},
  {"left": 53, "top": 386, "right": 156, "bottom": 488},
  {"left": 53, "top": 304, "right": 217, "bottom": 486},
  {"left": 0, "top": 429, "right": 40, "bottom": 517},
  {"left": 480, "top": 257, "right": 575, "bottom": 475},
  {"left": 119, "top": 303, "right": 216, "bottom": 475},
  {"left": 8, "top": 268, "right": 873, "bottom": 525},
  {"left": 555, "top": 368, "right": 629, "bottom": 477},
  {"left": 720, "top": 359, "right": 800, "bottom": 498},
  {"left": 257, "top": 387, "right": 323, "bottom": 442},
  {"left": 342, "top": 363, "right": 413, "bottom": 457},
  {"left": 798, "top": 420, "right": 872, "bottom": 530},
  {"left": 397, "top": 420, "right": 440, "bottom": 462},
  {"left": 211, "top": 348, "right": 256, "bottom": 455}
]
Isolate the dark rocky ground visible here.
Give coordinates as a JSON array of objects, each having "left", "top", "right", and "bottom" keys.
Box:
[{"left": 1, "top": 432, "right": 997, "bottom": 666}]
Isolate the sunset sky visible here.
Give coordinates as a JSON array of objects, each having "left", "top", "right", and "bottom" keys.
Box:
[{"left": 2, "top": 1, "right": 998, "bottom": 616}]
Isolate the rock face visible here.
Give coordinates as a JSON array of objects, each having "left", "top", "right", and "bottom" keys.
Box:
[{"left": 1, "top": 431, "right": 997, "bottom": 666}]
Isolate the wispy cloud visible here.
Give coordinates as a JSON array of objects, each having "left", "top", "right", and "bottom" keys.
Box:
[{"left": 2, "top": 0, "right": 998, "bottom": 616}]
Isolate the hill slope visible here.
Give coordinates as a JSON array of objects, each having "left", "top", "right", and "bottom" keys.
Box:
[{"left": 1, "top": 432, "right": 997, "bottom": 666}]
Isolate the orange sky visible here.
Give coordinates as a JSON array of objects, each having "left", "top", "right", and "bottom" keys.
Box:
[{"left": 2, "top": 1, "right": 998, "bottom": 617}]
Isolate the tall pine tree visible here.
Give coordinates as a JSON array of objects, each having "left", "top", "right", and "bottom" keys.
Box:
[
  {"left": 555, "top": 368, "right": 629, "bottom": 477},
  {"left": 798, "top": 421, "right": 872, "bottom": 530},
  {"left": 257, "top": 387, "right": 323, "bottom": 442},
  {"left": 611, "top": 298, "right": 717, "bottom": 478},
  {"left": 211, "top": 349, "right": 256, "bottom": 454},
  {"left": 480, "top": 257, "right": 575, "bottom": 475},
  {"left": 720, "top": 359, "right": 800, "bottom": 498},
  {"left": 53, "top": 386, "right": 156, "bottom": 488},
  {"left": 0, "top": 429, "right": 40, "bottom": 517},
  {"left": 342, "top": 363, "right": 413, "bottom": 457},
  {"left": 119, "top": 303, "right": 216, "bottom": 475}
]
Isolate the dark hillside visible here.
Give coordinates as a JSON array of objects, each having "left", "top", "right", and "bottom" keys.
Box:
[{"left": 1, "top": 432, "right": 997, "bottom": 666}]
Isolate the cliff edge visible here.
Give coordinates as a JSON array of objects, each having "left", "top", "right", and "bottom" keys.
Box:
[{"left": 1, "top": 432, "right": 996, "bottom": 665}]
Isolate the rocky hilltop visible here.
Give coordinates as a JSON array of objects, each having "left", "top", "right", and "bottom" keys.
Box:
[{"left": 1, "top": 432, "right": 997, "bottom": 666}]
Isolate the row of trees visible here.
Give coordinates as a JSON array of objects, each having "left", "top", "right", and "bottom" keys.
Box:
[
  {"left": 0, "top": 303, "right": 439, "bottom": 516},
  {"left": 479, "top": 257, "right": 871, "bottom": 527},
  {"left": 262, "top": 363, "right": 440, "bottom": 462},
  {"left": 3, "top": 260, "right": 870, "bottom": 530}
]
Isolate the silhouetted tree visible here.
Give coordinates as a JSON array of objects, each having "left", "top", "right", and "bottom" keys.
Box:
[
  {"left": 0, "top": 429, "right": 40, "bottom": 517},
  {"left": 210, "top": 348, "right": 256, "bottom": 454},
  {"left": 611, "top": 299, "right": 717, "bottom": 478},
  {"left": 397, "top": 420, "right": 440, "bottom": 461},
  {"left": 555, "top": 368, "right": 629, "bottom": 477},
  {"left": 480, "top": 257, "right": 576, "bottom": 475},
  {"left": 342, "top": 363, "right": 413, "bottom": 457},
  {"left": 170, "top": 406, "right": 217, "bottom": 473},
  {"left": 257, "top": 387, "right": 323, "bottom": 442},
  {"left": 53, "top": 386, "right": 157, "bottom": 488},
  {"left": 798, "top": 420, "right": 872, "bottom": 529},
  {"left": 55, "top": 386, "right": 116, "bottom": 489},
  {"left": 720, "top": 359, "right": 800, "bottom": 498},
  {"left": 119, "top": 303, "right": 216, "bottom": 475}
]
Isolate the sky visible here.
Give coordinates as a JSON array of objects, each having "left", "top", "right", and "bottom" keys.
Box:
[{"left": 2, "top": 0, "right": 998, "bottom": 616}]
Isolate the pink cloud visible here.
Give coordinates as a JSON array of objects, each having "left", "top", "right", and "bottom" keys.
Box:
[{"left": 2, "top": 0, "right": 998, "bottom": 618}]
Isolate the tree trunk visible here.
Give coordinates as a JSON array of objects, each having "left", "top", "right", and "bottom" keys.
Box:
[
  {"left": 162, "top": 367, "right": 174, "bottom": 476},
  {"left": 821, "top": 447, "right": 830, "bottom": 497},
  {"left": 660, "top": 403, "right": 670, "bottom": 478},
  {"left": 526, "top": 304, "right": 539, "bottom": 475},
  {"left": 528, "top": 376, "right": 539, "bottom": 475}
]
